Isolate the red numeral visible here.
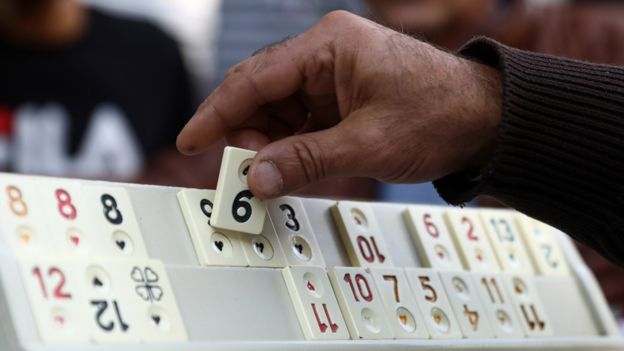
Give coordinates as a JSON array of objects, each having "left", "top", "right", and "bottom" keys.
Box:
[
  {"left": 356, "top": 235, "right": 386, "bottom": 263},
  {"left": 462, "top": 216, "right": 478, "bottom": 241},
  {"left": 311, "top": 303, "right": 339, "bottom": 333},
  {"left": 32, "top": 266, "right": 72, "bottom": 300},
  {"left": 344, "top": 273, "right": 373, "bottom": 302},
  {"left": 423, "top": 214, "right": 440, "bottom": 238},
  {"left": 55, "top": 189, "right": 77, "bottom": 220}
]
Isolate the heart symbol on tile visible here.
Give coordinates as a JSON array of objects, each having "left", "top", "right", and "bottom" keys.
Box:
[
  {"left": 115, "top": 240, "right": 126, "bottom": 250},
  {"left": 255, "top": 241, "right": 265, "bottom": 254},
  {"left": 399, "top": 314, "right": 408, "bottom": 326},
  {"left": 70, "top": 235, "right": 80, "bottom": 246},
  {"left": 433, "top": 313, "right": 442, "bottom": 325},
  {"left": 54, "top": 315, "right": 65, "bottom": 326},
  {"left": 215, "top": 240, "right": 224, "bottom": 252},
  {"left": 294, "top": 243, "right": 304, "bottom": 254},
  {"left": 93, "top": 277, "right": 103, "bottom": 287},
  {"left": 152, "top": 315, "right": 161, "bottom": 325},
  {"left": 307, "top": 281, "right": 315, "bottom": 292},
  {"left": 19, "top": 233, "right": 31, "bottom": 244}
]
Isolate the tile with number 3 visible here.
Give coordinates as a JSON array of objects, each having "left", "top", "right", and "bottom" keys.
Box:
[
  {"left": 211, "top": 147, "right": 266, "bottom": 234},
  {"left": 331, "top": 201, "right": 393, "bottom": 267},
  {"left": 480, "top": 210, "right": 534, "bottom": 274}
]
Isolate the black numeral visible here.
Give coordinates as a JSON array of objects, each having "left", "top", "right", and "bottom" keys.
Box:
[
  {"left": 101, "top": 194, "right": 123, "bottom": 225},
  {"left": 200, "top": 198, "right": 213, "bottom": 224},
  {"left": 232, "top": 190, "right": 253, "bottom": 223},
  {"left": 279, "top": 204, "right": 300, "bottom": 231},
  {"left": 91, "top": 299, "right": 129, "bottom": 333}
]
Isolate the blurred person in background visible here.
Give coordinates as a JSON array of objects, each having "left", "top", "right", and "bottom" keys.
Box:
[
  {"left": 0, "top": 0, "right": 218, "bottom": 187},
  {"left": 365, "top": 0, "right": 624, "bottom": 317}
]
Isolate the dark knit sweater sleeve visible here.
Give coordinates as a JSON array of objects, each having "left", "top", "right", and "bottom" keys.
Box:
[{"left": 433, "top": 37, "right": 624, "bottom": 266}]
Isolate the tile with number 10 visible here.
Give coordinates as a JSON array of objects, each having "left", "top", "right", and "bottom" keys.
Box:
[{"left": 212, "top": 147, "right": 266, "bottom": 235}]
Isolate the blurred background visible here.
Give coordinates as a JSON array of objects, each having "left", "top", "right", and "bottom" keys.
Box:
[{"left": 1, "top": 0, "right": 623, "bottom": 328}]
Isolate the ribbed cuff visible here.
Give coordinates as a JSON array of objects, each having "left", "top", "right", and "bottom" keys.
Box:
[{"left": 433, "top": 37, "right": 624, "bottom": 265}]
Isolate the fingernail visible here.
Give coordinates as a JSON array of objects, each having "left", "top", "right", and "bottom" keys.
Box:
[{"left": 253, "top": 161, "right": 283, "bottom": 196}]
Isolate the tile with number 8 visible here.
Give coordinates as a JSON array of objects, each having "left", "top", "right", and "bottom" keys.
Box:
[
  {"left": 444, "top": 209, "right": 501, "bottom": 273},
  {"left": 177, "top": 189, "right": 248, "bottom": 266},
  {"left": 329, "top": 267, "right": 393, "bottom": 339},
  {"left": 367, "top": 267, "right": 429, "bottom": 339},
  {"left": 404, "top": 206, "right": 463, "bottom": 270},
  {"left": 267, "top": 197, "right": 325, "bottom": 267},
  {"left": 82, "top": 185, "right": 148, "bottom": 258},
  {"left": 502, "top": 274, "right": 553, "bottom": 337},
  {"left": 282, "top": 266, "right": 350, "bottom": 340},
  {"left": 404, "top": 268, "right": 462, "bottom": 339},
  {"left": 515, "top": 215, "right": 570, "bottom": 276},
  {"left": 211, "top": 146, "right": 266, "bottom": 234},
  {"left": 0, "top": 175, "right": 50, "bottom": 256},
  {"left": 480, "top": 210, "right": 534, "bottom": 274},
  {"left": 438, "top": 271, "right": 495, "bottom": 339},
  {"left": 331, "top": 201, "right": 393, "bottom": 267},
  {"left": 471, "top": 273, "right": 524, "bottom": 338}
]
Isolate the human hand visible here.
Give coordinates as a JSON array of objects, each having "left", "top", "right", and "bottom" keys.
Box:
[{"left": 176, "top": 11, "right": 502, "bottom": 198}]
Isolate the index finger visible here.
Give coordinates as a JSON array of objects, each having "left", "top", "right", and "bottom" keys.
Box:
[{"left": 176, "top": 38, "right": 308, "bottom": 155}]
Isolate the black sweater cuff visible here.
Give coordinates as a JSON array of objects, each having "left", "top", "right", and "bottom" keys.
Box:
[{"left": 433, "top": 37, "right": 624, "bottom": 265}]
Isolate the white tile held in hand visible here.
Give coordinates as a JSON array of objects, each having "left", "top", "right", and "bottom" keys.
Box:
[
  {"left": 282, "top": 266, "right": 350, "bottom": 340},
  {"left": 211, "top": 147, "right": 266, "bottom": 234},
  {"left": 480, "top": 209, "right": 534, "bottom": 274},
  {"left": 239, "top": 217, "right": 287, "bottom": 268},
  {"left": 471, "top": 273, "right": 524, "bottom": 338},
  {"left": 444, "top": 209, "right": 501, "bottom": 273},
  {"left": 502, "top": 274, "right": 553, "bottom": 337},
  {"left": 0, "top": 175, "right": 50, "bottom": 256},
  {"left": 404, "top": 268, "right": 462, "bottom": 339},
  {"left": 82, "top": 184, "right": 148, "bottom": 258},
  {"left": 367, "top": 267, "right": 429, "bottom": 339},
  {"left": 18, "top": 258, "right": 90, "bottom": 344},
  {"left": 515, "top": 215, "right": 570, "bottom": 276},
  {"left": 267, "top": 197, "right": 325, "bottom": 267},
  {"left": 403, "top": 206, "right": 463, "bottom": 270},
  {"left": 329, "top": 267, "right": 394, "bottom": 339},
  {"left": 331, "top": 201, "right": 393, "bottom": 267},
  {"left": 438, "top": 271, "right": 495, "bottom": 339},
  {"left": 177, "top": 189, "right": 248, "bottom": 266}
]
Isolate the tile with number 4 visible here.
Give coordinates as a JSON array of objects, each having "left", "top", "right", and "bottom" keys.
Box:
[
  {"left": 0, "top": 175, "right": 49, "bottom": 256},
  {"left": 480, "top": 210, "right": 534, "bottom": 274},
  {"left": 516, "top": 215, "right": 570, "bottom": 276},
  {"left": 177, "top": 189, "right": 248, "bottom": 266},
  {"left": 471, "top": 273, "right": 524, "bottom": 338},
  {"left": 282, "top": 266, "right": 350, "bottom": 340},
  {"left": 37, "top": 178, "right": 95, "bottom": 256},
  {"left": 212, "top": 146, "right": 266, "bottom": 234},
  {"left": 267, "top": 197, "right": 325, "bottom": 267},
  {"left": 82, "top": 185, "right": 148, "bottom": 258},
  {"left": 331, "top": 201, "right": 393, "bottom": 267},
  {"left": 444, "top": 209, "right": 501, "bottom": 273},
  {"left": 367, "top": 267, "right": 429, "bottom": 339},
  {"left": 438, "top": 271, "right": 494, "bottom": 339},
  {"left": 502, "top": 274, "right": 553, "bottom": 337},
  {"left": 404, "top": 206, "right": 462, "bottom": 270},
  {"left": 404, "top": 268, "right": 462, "bottom": 339},
  {"left": 329, "top": 267, "right": 393, "bottom": 339}
]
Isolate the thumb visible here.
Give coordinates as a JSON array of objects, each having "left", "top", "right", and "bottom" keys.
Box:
[{"left": 248, "top": 124, "right": 365, "bottom": 198}]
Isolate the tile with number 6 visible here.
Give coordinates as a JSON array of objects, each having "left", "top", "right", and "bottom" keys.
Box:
[
  {"left": 404, "top": 206, "right": 463, "bottom": 270},
  {"left": 404, "top": 267, "right": 462, "bottom": 339},
  {"left": 211, "top": 147, "right": 266, "bottom": 234},
  {"left": 83, "top": 185, "right": 148, "bottom": 258},
  {"left": 282, "top": 266, "right": 350, "bottom": 340},
  {"left": 328, "top": 267, "right": 393, "bottom": 339},
  {"left": 367, "top": 267, "right": 429, "bottom": 339},
  {"left": 331, "top": 201, "right": 393, "bottom": 267}
]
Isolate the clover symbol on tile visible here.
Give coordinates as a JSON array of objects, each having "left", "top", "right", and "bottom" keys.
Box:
[{"left": 131, "top": 266, "right": 164, "bottom": 303}]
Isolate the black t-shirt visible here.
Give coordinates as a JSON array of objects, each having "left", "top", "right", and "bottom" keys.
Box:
[{"left": 0, "top": 8, "right": 192, "bottom": 180}]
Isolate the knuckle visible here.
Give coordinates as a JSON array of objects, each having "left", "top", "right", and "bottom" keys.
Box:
[
  {"left": 290, "top": 137, "right": 327, "bottom": 184},
  {"left": 315, "top": 10, "right": 356, "bottom": 33}
]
